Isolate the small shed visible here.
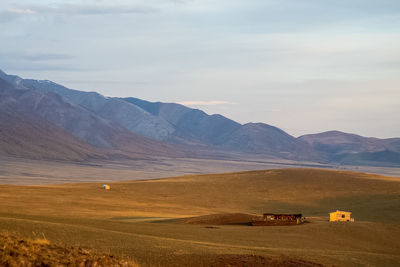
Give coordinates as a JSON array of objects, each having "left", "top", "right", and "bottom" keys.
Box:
[
  {"left": 329, "top": 210, "right": 354, "bottom": 222},
  {"left": 103, "top": 184, "right": 111, "bottom": 190}
]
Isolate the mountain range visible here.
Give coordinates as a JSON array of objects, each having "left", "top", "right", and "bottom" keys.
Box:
[{"left": 0, "top": 69, "right": 399, "bottom": 166}]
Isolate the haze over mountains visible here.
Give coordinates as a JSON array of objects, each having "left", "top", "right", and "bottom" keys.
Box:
[{"left": 0, "top": 69, "right": 399, "bottom": 166}]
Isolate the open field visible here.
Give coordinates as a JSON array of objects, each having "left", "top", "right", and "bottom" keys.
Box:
[{"left": 0, "top": 168, "right": 400, "bottom": 266}]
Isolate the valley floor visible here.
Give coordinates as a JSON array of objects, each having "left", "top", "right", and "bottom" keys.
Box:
[
  {"left": 1, "top": 156, "right": 400, "bottom": 185},
  {"left": 0, "top": 168, "right": 399, "bottom": 266}
]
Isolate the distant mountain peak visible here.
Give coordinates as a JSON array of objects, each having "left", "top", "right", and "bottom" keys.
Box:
[{"left": 37, "top": 79, "right": 56, "bottom": 84}]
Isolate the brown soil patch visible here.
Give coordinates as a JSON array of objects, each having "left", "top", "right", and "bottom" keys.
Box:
[
  {"left": 211, "top": 254, "right": 325, "bottom": 267},
  {"left": 178, "top": 213, "right": 257, "bottom": 225}
]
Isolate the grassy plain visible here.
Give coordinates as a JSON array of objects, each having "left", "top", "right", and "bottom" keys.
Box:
[{"left": 0, "top": 168, "right": 400, "bottom": 266}]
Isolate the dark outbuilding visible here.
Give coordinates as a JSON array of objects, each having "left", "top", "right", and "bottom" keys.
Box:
[{"left": 251, "top": 213, "right": 304, "bottom": 226}]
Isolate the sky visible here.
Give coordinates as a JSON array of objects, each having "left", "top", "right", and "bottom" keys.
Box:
[{"left": 1, "top": 0, "right": 399, "bottom": 138}]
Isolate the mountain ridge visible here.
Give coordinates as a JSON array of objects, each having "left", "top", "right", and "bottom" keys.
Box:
[
  {"left": 0, "top": 69, "right": 399, "bottom": 166},
  {"left": 299, "top": 130, "right": 400, "bottom": 166},
  {"left": 121, "top": 97, "right": 320, "bottom": 161}
]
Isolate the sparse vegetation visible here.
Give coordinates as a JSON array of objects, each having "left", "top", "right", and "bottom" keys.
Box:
[
  {"left": 0, "top": 232, "right": 138, "bottom": 267},
  {"left": 30, "top": 237, "right": 51, "bottom": 246},
  {"left": 0, "top": 168, "right": 399, "bottom": 266}
]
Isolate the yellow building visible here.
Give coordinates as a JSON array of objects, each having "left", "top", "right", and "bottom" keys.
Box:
[
  {"left": 329, "top": 210, "right": 354, "bottom": 222},
  {"left": 103, "top": 184, "right": 111, "bottom": 190}
]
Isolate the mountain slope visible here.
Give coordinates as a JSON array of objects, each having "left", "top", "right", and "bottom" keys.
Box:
[
  {"left": 2, "top": 71, "right": 316, "bottom": 160},
  {"left": 218, "top": 123, "right": 321, "bottom": 160},
  {"left": 19, "top": 79, "right": 176, "bottom": 141},
  {"left": 122, "top": 97, "right": 241, "bottom": 145},
  {"left": 333, "top": 150, "right": 400, "bottom": 166},
  {"left": 299, "top": 131, "right": 400, "bottom": 166},
  {"left": 1, "top": 69, "right": 399, "bottom": 165},
  {"left": 0, "top": 75, "right": 182, "bottom": 160},
  {"left": 123, "top": 98, "right": 319, "bottom": 160},
  {"left": 299, "top": 131, "right": 400, "bottom": 153},
  {"left": 0, "top": 83, "right": 106, "bottom": 161}
]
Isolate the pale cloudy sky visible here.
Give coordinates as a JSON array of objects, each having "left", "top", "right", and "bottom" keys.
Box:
[{"left": 1, "top": 0, "right": 399, "bottom": 138}]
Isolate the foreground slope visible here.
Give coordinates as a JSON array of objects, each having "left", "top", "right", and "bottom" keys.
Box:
[{"left": 0, "top": 232, "right": 137, "bottom": 266}]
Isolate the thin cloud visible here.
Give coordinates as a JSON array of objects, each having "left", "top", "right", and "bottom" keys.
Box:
[
  {"left": 7, "top": 64, "right": 93, "bottom": 72},
  {"left": 22, "top": 53, "right": 74, "bottom": 61},
  {"left": 59, "top": 80, "right": 148, "bottom": 85},
  {"left": 8, "top": 4, "right": 158, "bottom": 16},
  {"left": 178, "top": 101, "right": 236, "bottom": 106},
  {"left": 0, "top": 11, "right": 20, "bottom": 23},
  {"left": 8, "top": 8, "right": 36, "bottom": 14},
  {"left": 0, "top": 52, "right": 74, "bottom": 65}
]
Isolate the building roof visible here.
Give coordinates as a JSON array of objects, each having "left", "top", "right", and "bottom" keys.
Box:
[
  {"left": 329, "top": 210, "right": 351, "bottom": 214},
  {"left": 263, "top": 213, "right": 302, "bottom": 216}
]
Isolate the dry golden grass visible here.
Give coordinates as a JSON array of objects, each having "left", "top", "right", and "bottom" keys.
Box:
[
  {"left": 0, "top": 168, "right": 399, "bottom": 266},
  {"left": 0, "top": 168, "right": 399, "bottom": 220},
  {"left": 30, "top": 237, "right": 50, "bottom": 246},
  {"left": 0, "top": 232, "right": 138, "bottom": 267}
]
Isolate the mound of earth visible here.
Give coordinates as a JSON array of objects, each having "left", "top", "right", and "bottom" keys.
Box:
[
  {"left": 179, "top": 213, "right": 257, "bottom": 225},
  {"left": 212, "top": 254, "right": 324, "bottom": 267},
  {"left": 0, "top": 233, "right": 138, "bottom": 267}
]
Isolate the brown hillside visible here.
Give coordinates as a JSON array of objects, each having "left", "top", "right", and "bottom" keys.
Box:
[{"left": 0, "top": 232, "right": 138, "bottom": 266}]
